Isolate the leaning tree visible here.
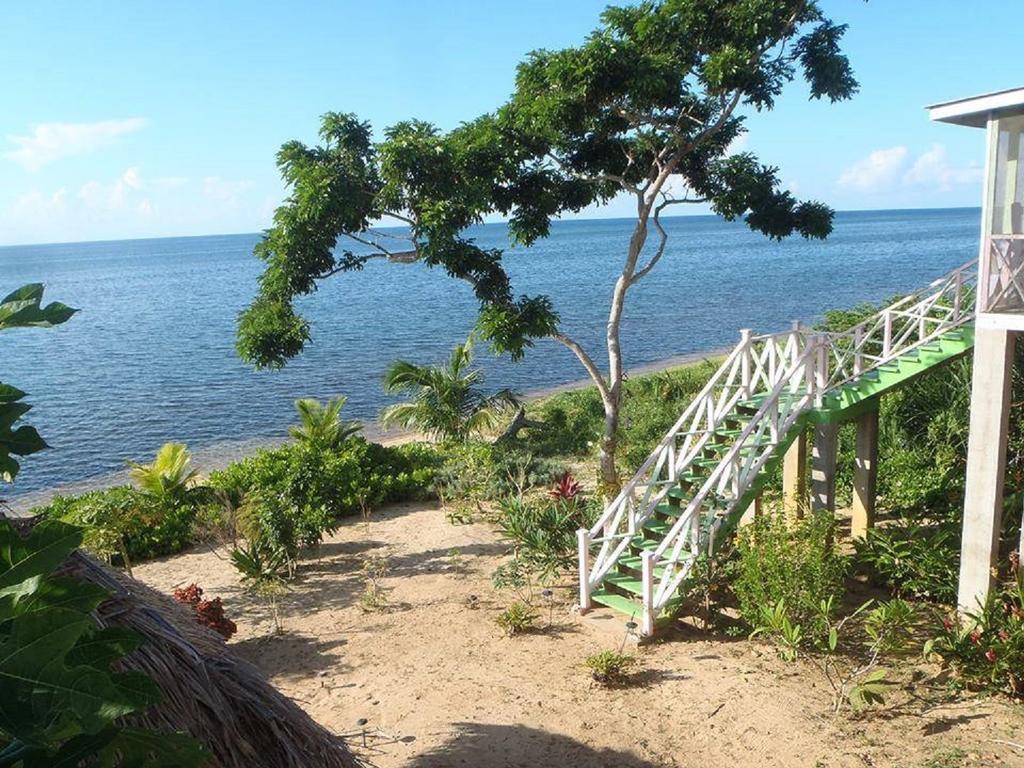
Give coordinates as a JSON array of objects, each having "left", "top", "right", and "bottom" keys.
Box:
[{"left": 237, "top": 0, "right": 858, "bottom": 490}]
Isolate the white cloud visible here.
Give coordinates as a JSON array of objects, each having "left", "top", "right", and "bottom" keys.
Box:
[
  {"left": 837, "top": 146, "right": 908, "bottom": 190},
  {"left": 0, "top": 167, "right": 264, "bottom": 245},
  {"left": 3, "top": 118, "right": 147, "bottom": 171},
  {"left": 903, "top": 143, "right": 982, "bottom": 191}
]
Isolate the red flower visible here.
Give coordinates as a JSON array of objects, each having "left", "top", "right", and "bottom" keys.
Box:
[
  {"left": 942, "top": 615, "right": 954, "bottom": 631},
  {"left": 985, "top": 648, "right": 997, "bottom": 663},
  {"left": 998, "top": 630, "right": 1010, "bottom": 642},
  {"left": 970, "top": 631, "right": 982, "bottom": 645}
]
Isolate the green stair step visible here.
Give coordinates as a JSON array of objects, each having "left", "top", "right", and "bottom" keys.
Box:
[
  {"left": 603, "top": 573, "right": 645, "bottom": 596},
  {"left": 590, "top": 589, "right": 641, "bottom": 616}
]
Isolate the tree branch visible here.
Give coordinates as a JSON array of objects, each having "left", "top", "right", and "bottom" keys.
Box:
[{"left": 550, "top": 331, "right": 613, "bottom": 408}]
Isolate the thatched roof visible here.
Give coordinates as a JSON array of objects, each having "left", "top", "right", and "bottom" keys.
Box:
[{"left": 62, "top": 550, "right": 364, "bottom": 768}]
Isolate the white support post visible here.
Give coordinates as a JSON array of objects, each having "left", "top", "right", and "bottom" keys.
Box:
[
  {"left": 739, "top": 328, "right": 752, "bottom": 398},
  {"left": 958, "top": 327, "right": 1015, "bottom": 614},
  {"left": 791, "top": 320, "right": 802, "bottom": 368},
  {"left": 640, "top": 550, "right": 655, "bottom": 636},
  {"left": 577, "top": 528, "right": 592, "bottom": 611}
]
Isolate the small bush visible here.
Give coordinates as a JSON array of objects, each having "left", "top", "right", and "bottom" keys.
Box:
[
  {"left": 925, "top": 557, "right": 1024, "bottom": 698},
  {"left": 434, "top": 442, "right": 564, "bottom": 504},
  {"left": 33, "top": 485, "right": 197, "bottom": 566},
  {"left": 494, "top": 491, "right": 597, "bottom": 584},
  {"left": 584, "top": 649, "right": 637, "bottom": 686},
  {"left": 173, "top": 583, "right": 237, "bottom": 640},
  {"left": 855, "top": 519, "right": 959, "bottom": 603},
  {"left": 733, "top": 508, "right": 847, "bottom": 642},
  {"left": 496, "top": 601, "right": 539, "bottom": 636}
]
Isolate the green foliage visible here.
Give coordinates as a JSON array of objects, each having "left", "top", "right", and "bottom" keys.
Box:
[
  {"left": 238, "top": 1, "right": 856, "bottom": 370},
  {"left": 434, "top": 441, "right": 564, "bottom": 505},
  {"left": 0, "top": 519, "right": 204, "bottom": 766},
  {"left": 855, "top": 520, "right": 960, "bottom": 604},
  {"left": 128, "top": 442, "right": 200, "bottom": 506},
  {"left": 752, "top": 596, "right": 915, "bottom": 713},
  {"left": 33, "top": 486, "right": 197, "bottom": 566},
  {"left": 289, "top": 396, "right": 362, "bottom": 450},
  {"left": 733, "top": 508, "right": 847, "bottom": 641},
  {"left": 584, "top": 649, "right": 638, "bottom": 686},
  {"left": 494, "top": 495, "right": 593, "bottom": 584},
  {"left": 230, "top": 540, "right": 288, "bottom": 633},
  {"left": 0, "top": 284, "right": 76, "bottom": 482},
  {"left": 521, "top": 360, "right": 720, "bottom": 466},
  {"left": 381, "top": 338, "right": 518, "bottom": 443},
  {"left": 210, "top": 437, "right": 435, "bottom": 567},
  {"left": 925, "top": 559, "right": 1024, "bottom": 698},
  {"left": 496, "top": 601, "right": 539, "bottom": 637}
]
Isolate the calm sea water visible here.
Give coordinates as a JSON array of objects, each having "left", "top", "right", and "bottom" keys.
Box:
[{"left": 0, "top": 208, "right": 979, "bottom": 502}]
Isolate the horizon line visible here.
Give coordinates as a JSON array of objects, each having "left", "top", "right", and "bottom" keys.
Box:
[{"left": 0, "top": 204, "right": 981, "bottom": 250}]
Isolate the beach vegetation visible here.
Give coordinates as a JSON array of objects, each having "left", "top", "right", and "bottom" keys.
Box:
[
  {"left": 381, "top": 337, "right": 518, "bottom": 443},
  {"left": 236, "top": 0, "right": 858, "bottom": 494},
  {"left": 172, "top": 583, "right": 237, "bottom": 640},
  {"left": 496, "top": 601, "right": 540, "bottom": 637},
  {"left": 584, "top": 649, "right": 638, "bottom": 687},
  {"left": 129, "top": 441, "right": 201, "bottom": 506},
  {"left": 230, "top": 539, "right": 289, "bottom": 632},
  {"left": 289, "top": 396, "right": 363, "bottom": 450},
  {"left": 734, "top": 507, "right": 847, "bottom": 643},
  {"left": 925, "top": 555, "right": 1024, "bottom": 698}
]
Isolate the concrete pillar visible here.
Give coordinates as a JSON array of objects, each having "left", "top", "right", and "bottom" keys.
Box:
[
  {"left": 851, "top": 405, "right": 880, "bottom": 540},
  {"left": 810, "top": 423, "right": 839, "bottom": 514},
  {"left": 782, "top": 430, "right": 808, "bottom": 516},
  {"left": 958, "top": 327, "right": 1015, "bottom": 613}
]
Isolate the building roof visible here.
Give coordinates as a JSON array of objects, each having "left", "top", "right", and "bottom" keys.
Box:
[{"left": 928, "top": 87, "right": 1024, "bottom": 128}]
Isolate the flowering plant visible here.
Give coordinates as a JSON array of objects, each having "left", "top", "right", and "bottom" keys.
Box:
[{"left": 925, "top": 554, "right": 1023, "bottom": 697}]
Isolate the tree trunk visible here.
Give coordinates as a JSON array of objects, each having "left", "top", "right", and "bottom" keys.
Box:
[{"left": 598, "top": 396, "right": 620, "bottom": 493}]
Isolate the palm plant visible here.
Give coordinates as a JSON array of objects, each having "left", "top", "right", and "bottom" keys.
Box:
[
  {"left": 380, "top": 338, "right": 517, "bottom": 443},
  {"left": 289, "top": 396, "right": 362, "bottom": 450},
  {"left": 129, "top": 442, "right": 199, "bottom": 505}
]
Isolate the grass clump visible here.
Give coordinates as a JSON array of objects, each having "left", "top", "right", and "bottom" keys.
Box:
[
  {"left": 584, "top": 649, "right": 638, "bottom": 687},
  {"left": 496, "top": 601, "right": 539, "bottom": 637}
]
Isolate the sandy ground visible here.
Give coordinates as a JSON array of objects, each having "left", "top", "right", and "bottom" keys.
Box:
[{"left": 134, "top": 502, "right": 1024, "bottom": 768}]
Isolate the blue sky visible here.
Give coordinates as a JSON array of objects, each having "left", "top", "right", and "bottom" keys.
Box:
[{"left": 0, "top": 1, "right": 1018, "bottom": 246}]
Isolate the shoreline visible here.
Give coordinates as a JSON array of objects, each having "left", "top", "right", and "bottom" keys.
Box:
[{"left": 5, "top": 346, "right": 727, "bottom": 514}]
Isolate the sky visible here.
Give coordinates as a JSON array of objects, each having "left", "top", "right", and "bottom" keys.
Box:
[{"left": 0, "top": 1, "right": 1019, "bottom": 246}]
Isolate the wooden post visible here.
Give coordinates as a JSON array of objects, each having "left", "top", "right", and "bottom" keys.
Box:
[
  {"left": 782, "top": 430, "right": 808, "bottom": 517},
  {"left": 577, "top": 528, "right": 592, "bottom": 611},
  {"left": 811, "top": 423, "right": 838, "bottom": 514},
  {"left": 851, "top": 404, "right": 879, "bottom": 539},
  {"left": 958, "top": 327, "right": 1015, "bottom": 614}
]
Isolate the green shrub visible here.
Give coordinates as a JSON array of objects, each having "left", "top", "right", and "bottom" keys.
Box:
[
  {"left": 33, "top": 485, "right": 197, "bottom": 566},
  {"left": 584, "top": 649, "right": 638, "bottom": 686},
  {"left": 494, "top": 494, "right": 593, "bottom": 583},
  {"left": 434, "top": 441, "right": 564, "bottom": 503},
  {"left": 496, "top": 601, "right": 539, "bottom": 636},
  {"left": 733, "top": 508, "right": 848, "bottom": 642},
  {"left": 855, "top": 519, "right": 960, "bottom": 603}
]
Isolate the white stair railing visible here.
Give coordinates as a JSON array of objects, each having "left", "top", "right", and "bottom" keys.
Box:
[{"left": 579, "top": 258, "right": 979, "bottom": 634}]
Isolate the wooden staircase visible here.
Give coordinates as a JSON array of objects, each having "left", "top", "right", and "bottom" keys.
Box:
[{"left": 578, "top": 261, "right": 978, "bottom": 634}]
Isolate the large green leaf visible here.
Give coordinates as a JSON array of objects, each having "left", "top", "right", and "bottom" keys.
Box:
[
  {"left": 0, "top": 520, "right": 82, "bottom": 592},
  {"left": 0, "top": 284, "right": 77, "bottom": 330}
]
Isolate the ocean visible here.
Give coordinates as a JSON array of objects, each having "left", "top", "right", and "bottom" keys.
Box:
[{"left": 0, "top": 208, "right": 980, "bottom": 505}]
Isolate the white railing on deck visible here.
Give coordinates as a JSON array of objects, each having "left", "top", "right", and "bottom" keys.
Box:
[{"left": 578, "top": 258, "right": 979, "bottom": 634}]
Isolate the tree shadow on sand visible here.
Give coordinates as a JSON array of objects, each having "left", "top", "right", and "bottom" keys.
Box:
[{"left": 403, "top": 722, "right": 660, "bottom": 768}]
